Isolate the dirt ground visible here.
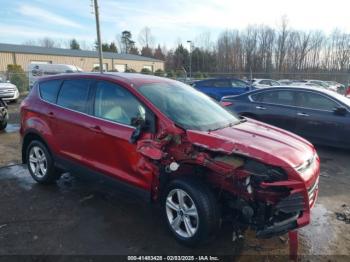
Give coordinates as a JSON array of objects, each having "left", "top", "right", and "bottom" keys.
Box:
[{"left": 0, "top": 97, "right": 349, "bottom": 260}]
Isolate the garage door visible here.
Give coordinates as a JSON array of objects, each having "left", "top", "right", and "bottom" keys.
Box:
[{"left": 114, "top": 64, "right": 126, "bottom": 72}]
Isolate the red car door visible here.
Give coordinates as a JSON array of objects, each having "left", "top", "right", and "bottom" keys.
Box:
[
  {"left": 53, "top": 78, "right": 94, "bottom": 165},
  {"left": 83, "top": 80, "right": 156, "bottom": 191}
]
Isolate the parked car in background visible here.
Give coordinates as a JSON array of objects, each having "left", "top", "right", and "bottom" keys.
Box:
[
  {"left": 0, "top": 77, "right": 20, "bottom": 102},
  {"left": 291, "top": 82, "right": 320, "bottom": 88},
  {"left": 278, "top": 79, "right": 295, "bottom": 85},
  {"left": 192, "top": 78, "right": 252, "bottom": 100},
  {"left": 345, "top": 86, "right": 350, "bottom": 98},
  {"left": 27, "top": 63, "right": 83, "bottom": 90},
  {"left": 221, "top": 86, "right": 350, "bottom": 149},
  {"left": 21, "top": 73, "right": 319, "bottom": 246},
  {"left": 326, "top": 81, "right": 345, "bottom": 93},
  {"left": 304, "top": 80, "right": 338, "bottom": 92},
  {"left": 0, "top": 98, "right": 8, "bottom": 130},
  {"left": 251, "top": 79, "right": 281, "bottom": 88}
]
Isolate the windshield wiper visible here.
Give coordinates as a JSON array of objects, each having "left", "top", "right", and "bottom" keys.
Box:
[
  {"left": 207, "top": 120, "right": 242, "bottom": 132},
  {"left": 240, "top": 117, "right": 247, "bottom": 123},
  {"left": 207, "top": 126, "right": 223, "bottom": 132}
]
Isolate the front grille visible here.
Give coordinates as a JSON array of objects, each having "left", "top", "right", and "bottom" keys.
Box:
[
  {"left": 308, "top": 177, "right": 319, "bottom": 206},
  {"left": 276, "top": 193, "right": 305, "bottom": 213},
  {"left": 0, "top": 89, "right": 15, "bottom": 98},
  {"left": 0, "top": 94, "right": 14, "bottom": 99},
  {"left": 0, "top": 88, "right": 15, "bottom": 92}
]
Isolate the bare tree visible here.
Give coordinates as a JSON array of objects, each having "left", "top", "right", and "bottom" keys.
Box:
[
  {"left": 138, "top": 27, "right": 155, "bottom": 48},
  {"left": 38, "top": 37, "right": 60, "bottom": 48},
  {"left": 275, "top": 16, "right": 289, "bottom": 73}
]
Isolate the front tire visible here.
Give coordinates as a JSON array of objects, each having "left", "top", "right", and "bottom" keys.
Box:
[
  {"left": 163, "top": 177, "right": 220, "bottom": 246},
  {"left": 26, "top": 140, "right": 60, "bottom": 184}
]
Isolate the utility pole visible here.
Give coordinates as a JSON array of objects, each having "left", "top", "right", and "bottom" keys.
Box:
[
  {"left": 93, "top": 0, "right": 103, "bottom": 73},
  {"left": 187, "top": 40, "right": 192, "bottom": 79}
]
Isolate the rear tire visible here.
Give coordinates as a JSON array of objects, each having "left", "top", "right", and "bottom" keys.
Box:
[
  {"left": 26, "top": 140, "right": 60, "bottom": 184},
  {"left": 0, "top": 121, "right": 7, "bottom": 131},
  {"left": 162, "top": 177, "right": 220, "bottom": 246}
]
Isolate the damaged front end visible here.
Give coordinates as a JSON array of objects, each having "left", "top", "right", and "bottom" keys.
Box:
[
  {"left": 207, "top": 155, "right": 312, "bottom": 238},
  {"left": 135, "top": 123, "right": 320, "bottom": 240},
  {"left": 207, "top": 152, "right": 320, "bottom": 239},
  {"left": 182, "top": 128, "right": 320, "bottom": 239}
]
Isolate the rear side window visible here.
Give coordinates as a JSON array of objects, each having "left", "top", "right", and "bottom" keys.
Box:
[
  {"left": 213, "top": 80, "right": 230, "bottom": 87},
  {"left": 231, "top": 79, "right": 247, "bottom": 87},
  {"left": 251, "top": 90, "right": 295, "bottom": 106},
  {"left": 57, "top": 79, "right": 90, "bottom": 113},
  {"left": 196, "top": 80, "right": 213, "bottom": 87},
  {"left": 39, "top": 80, "right": 62, "bottom": 103}
]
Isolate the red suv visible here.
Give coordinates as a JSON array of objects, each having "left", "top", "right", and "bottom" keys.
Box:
[{"left": 20, "top": 73, "right": 319, "bottom": 246}]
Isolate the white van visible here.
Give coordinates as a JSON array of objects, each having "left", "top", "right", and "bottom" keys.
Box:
[{"left": 27, "top": 64, "right": 83, "bottom": 89}]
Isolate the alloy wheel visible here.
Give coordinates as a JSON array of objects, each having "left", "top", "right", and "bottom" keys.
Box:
[
  {"left": 166, "top": 189, "right": 199, "bottom": 238},
  {"left": 29, "top": 146, "right": 48, "bottom": 178}
]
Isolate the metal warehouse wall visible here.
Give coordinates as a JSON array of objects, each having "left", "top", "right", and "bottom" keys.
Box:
[
  {"left": 0, "top": 52, "right": 164, "bottom": 72},
  {"left": 0, "top": 52, "right": 14, "bottom": 71}
]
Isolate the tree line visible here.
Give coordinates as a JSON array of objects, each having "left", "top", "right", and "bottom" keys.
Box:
[{"left": 23, "top": 19, "right": 350, "bottom": 77}]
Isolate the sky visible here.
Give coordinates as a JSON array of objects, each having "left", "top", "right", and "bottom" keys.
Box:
[{"left": 0, "top": 0, "right": 349, "bottom": 50}]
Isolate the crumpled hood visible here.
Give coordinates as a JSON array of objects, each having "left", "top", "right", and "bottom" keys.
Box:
[{"left": 187, "top": 119, "right": 315, "bottom": 168}]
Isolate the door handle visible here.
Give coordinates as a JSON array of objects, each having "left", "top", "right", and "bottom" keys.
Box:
[
  {"left": 89, "top": 125, "right": 102, "bottom": 133},
  {"left": 297, "top": 112, "right": 309, "bottom": 117},
  {"left": 47, "top": 112, "right": 54, "bottom": 118},
  {"left": 256, "top": 106, "right": 266, "bottom": 110}
]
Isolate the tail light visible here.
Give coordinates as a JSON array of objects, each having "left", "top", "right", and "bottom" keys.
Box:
[{"left": 220, "top": 101, "right": 233, "bottom": 107}]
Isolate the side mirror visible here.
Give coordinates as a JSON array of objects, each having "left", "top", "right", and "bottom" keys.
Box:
[
  {"left": 6, "top": 80, "right": 10, "bottom": 83},
  {"left": 334, "top": 107, "right": 347, "bottom": 116},
  {"left": 129, "top": 117, "right": 147, "bottom": 144}
]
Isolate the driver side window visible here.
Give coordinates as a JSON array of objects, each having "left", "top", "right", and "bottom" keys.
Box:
[{"left": 94, "top": 81, "right": 146, "bottom": 127}]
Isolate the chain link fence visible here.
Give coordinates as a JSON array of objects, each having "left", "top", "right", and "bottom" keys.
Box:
[
  {"left": 1, "top": 70, "right": 349, "bottom": 94},
  {"left": 206, "top": 72, "right": 350, "bottom": 85}
]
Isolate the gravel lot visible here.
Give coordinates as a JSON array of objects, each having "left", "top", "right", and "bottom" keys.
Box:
[{"left": 0, "top": 97, "right": 349, "bottom": 260}]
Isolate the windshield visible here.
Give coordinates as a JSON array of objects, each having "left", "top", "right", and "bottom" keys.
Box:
[
  {"left": 138, "top": 81, "right": 240, "bottom": 131},
  {"left": 271, "top": 80, "right": 281, "bottom": 86}
]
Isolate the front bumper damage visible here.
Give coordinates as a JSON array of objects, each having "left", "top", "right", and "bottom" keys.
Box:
[
  {"left": 136, "top": 126, "right": 320, "bottom": 240},
  {"left": 255, "top": 175, "right": 319, "bottom": 238}
]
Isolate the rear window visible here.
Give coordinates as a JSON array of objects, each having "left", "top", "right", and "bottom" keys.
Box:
[
  {"left": 57, "top": 79, "right": 90, "bottom": 113},
  {"left": 39, "top": 80, "right": 62, "bottom": 103}
]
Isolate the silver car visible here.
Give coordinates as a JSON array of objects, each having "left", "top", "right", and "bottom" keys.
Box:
[{"left": 0, "top": 78, "right": 20, "bottom": 102}]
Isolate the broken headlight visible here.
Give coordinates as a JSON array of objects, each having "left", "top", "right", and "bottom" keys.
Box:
[
  {"left": 295, "top": 154, "right": 317, "bottom": 174},
  {"left": 244, "top": 159, "right": 288, "bottom": 183}
]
